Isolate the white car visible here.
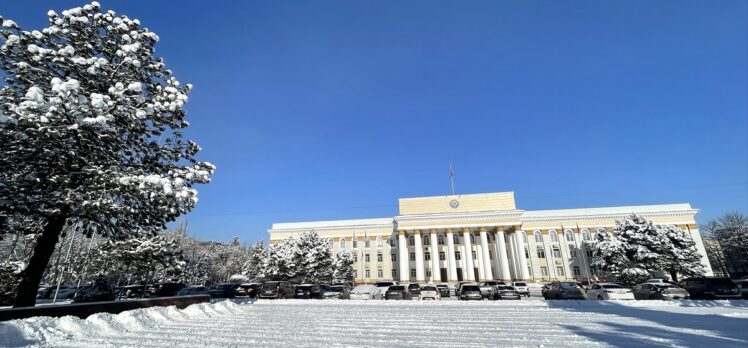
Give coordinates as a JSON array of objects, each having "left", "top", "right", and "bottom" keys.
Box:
[
  {"left": 373, "top": 281, "right": 397, "bottom": 296},
  {"left": 587, "top": 283, "right": 635, "bottom": 300},
  {"left": 349, "top": 285, "right": 382, "bottom": 300},
  {"left": 512, "top": 282, "right": 529, "bottom": 296},
  {"left": 419, "top": 285, "right": 441, "bottom": 300}
]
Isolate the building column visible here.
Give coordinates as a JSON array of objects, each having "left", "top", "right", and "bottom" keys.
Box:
[
  {"left": 479, "top": 228, "right": 494, "bottom": 280},
  {"left": 414, "top": 230, "right": 425, "bottom": 281},
  {"left": 463, "top": 228, "right": 475, "bottom": 281},
  {"left": 430, "top": 229, "right": 441, "bottom": 283},
  {"left": 514, "top": 231, "right": 530, "bottom": 280},
  {"left": 495, "top": 229, "right": 512, "bottom": 282},
  {"left": 398, "top": 231, "right": 409, "bottom": 282},
  {"left": 446, "top": 229, "right": 458, "bottom": 281}
]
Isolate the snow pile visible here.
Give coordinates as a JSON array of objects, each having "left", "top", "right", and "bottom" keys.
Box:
[{"left": 0, "top": 300, "right": 247, "bottom": 347}]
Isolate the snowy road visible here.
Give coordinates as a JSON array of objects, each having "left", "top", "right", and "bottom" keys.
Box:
[{"left": 2, "top": 298, "right": 747, "bottom": 347}]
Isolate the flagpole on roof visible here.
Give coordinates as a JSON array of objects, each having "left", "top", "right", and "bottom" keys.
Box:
[{"left": 450, "top": 162, "right": 455, "bottom": 196}]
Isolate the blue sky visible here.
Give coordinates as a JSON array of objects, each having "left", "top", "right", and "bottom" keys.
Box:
[{"left": 3, "top": 1, "right": 747, "bottom": 243}]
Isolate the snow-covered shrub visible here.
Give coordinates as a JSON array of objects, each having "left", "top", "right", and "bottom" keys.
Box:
[
  {"left": 0, "top": 261, "right": 24, "bottom": 305},
  {"left": 228, "top": 274, "right": 249, "bottom": 284},
  {"left": 618, "top": 268, "right": 651, "bottom": 286}
]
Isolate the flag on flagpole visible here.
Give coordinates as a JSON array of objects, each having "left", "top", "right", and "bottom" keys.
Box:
[{"left": 449, "top": 162, "right": 455, "bottom": 196}]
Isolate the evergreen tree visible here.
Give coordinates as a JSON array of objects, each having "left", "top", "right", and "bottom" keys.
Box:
[
  {"left": 0, "top": 2, "right": 214, "bottom": 306},
  {"left": 242, "top": 241, "right": 265, "bottom": 282},
  {"left": 332, "top": 250, "right": 354, "bottom": 283}
]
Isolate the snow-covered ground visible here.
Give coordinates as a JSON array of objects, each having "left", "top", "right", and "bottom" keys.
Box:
[{"left": 1, "top": 298, "right": 746, "bottom": 347}]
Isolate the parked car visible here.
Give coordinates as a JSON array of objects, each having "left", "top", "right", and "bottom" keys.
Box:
[
  {"left": 121, "top": 284, "right": 148, "bottom": 299},
  {"left": 323, "top": 285, "right": 350, "bottom": 299},
  {"left": 476, "top": 282, "right": 497, "bottom": 300},
  {"left": 645, "top": 278, "right": 668, "bottom": 284},
  {"left": 349, "top": 284, "right": 383, "bottom": 300},
  {"left": 332, "top": 282, "right": 353, "bottom": 291},
  {"left": 152, "top": 282, "right": 186, "bottom": 297},
  {"left": 436, "top": 284, "right": 451, "bottom": 298},
  {"left": 177, "top": 286, "right": 210, "bottom": 296},
  {"left": 419, "top": 285, "right": 441, "bottom": 300},
  {"left": 678, "top": 277, "right": 742, "bottom": 300},
  {"left": 459, "top": 284, "right": 483, "bottom": 301},
  {"left": 385, "top": 285, "right": 412, "bottom": 300},
  {"left": 735, "top": 279, "right": 748, "bottom": 299},
  {"left": 294, "top": 284, "right": 325, "bottom": 299},
  {"left": 40, "top": 285, "right": 78, "bottom": 300},
  {"left": 542, "top": 281, "right": 586, "bottom": 300},
  {"left": 407, "top": 283, "right": 421, "bottom": 296},
  {"left": 633, "top": 283, "right": 689, "bottom": 300},
  {"left": 528, "top": 282, "right": 547, "bottom": 297},
  {"left": 73, "top": 276, "right": 115, "bottom": 303},
  {"left": 373, "top": 281, "right": 397, "bottom": 295},
  {"left": 511, "top": 282, "right": 529, "bottom": 296},
  {"left": 236, "top": 283, "right": 263, "bottom": 298},
  {"left": 495, "top": 285, "right": 521, "bottom": 300},
  {"left": 209, "top": 283, "right": 239, "bottom": 298},
  {"left": 586, "top": 283, "right": 634, "bottom": 300},
  {"left": 260, "top": 281, "right": 294, "bottom": 299}
]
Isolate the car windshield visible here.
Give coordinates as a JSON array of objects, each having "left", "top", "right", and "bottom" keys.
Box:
[
  {"left": 655, "top": 284, "right": 675, "bottom": 289},
  {"left": 408, "top": 284, "right": 419, "bottom": 289},
  {"left": 422, "top": 286, "right": 437, "bottom": 291},
  {"left": 352, "top": 286, "right": 373, "bottom": 294},
  {"left": 328, "top": 286, "right": 345, "bottom": 292},
  {"left": 389, "top": 286, "right": 405, "bottom": 291},
  {"left": 463, "top": 286, "right": 480, "bottom": 291},
  {"left": 710, "top": 278, "right": 737, "bottom": 287},
  {"left": 297, "top": 285, "right": 312, "bottom": 290},
  {"left": 374, "top": 282, "right": 394, "bottom": 287},
  {"left": 601, "top": 284, "right": 623, "bottom": 289},
  {"left": 263, "top": 283, "right": 278, "bottom": 290},
  {"left": 560, "top": 283, "right": 579, "bottom": 289},
  {"left": 514, "top": 282, "right": 526, "bottom": 286},
  {"left": 498, "top": 286, "right": 514, "bottom": 290}
]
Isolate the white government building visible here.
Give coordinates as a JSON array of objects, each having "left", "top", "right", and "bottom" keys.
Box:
[{"left": 268, "top": 192, "right": 713, "bottom": 284}]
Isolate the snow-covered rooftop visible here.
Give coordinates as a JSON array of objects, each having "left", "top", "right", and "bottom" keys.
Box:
[
  {"left": 271, "top": 217, "right": 394, "bottom": 230},
  {"left": 523, "top": 203, "right": 695, "bottom": 218}
]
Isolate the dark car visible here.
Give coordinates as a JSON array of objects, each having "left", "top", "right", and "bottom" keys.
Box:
[
  {"left": 177, "top": 286, "right": 210, "bottom": 296},
  {"left": 294, "top": 284, "right": 326, "bottom": 299},
  {"left": 436, "top": 284, "right": 451, "bottom": 298},
  {"left": 678, "top": 277, "right": 742, "bottom": 300},
  {"left": 209, "top": 283, "right": 239, "bottom": 298},
  {"left": 633, "top": 283, "right": 689, "bottom": 300},
  {"left": 237, "top": 283, "right": 263, "bottom": 298},
  {"left": 495, "top": 285, "right": 521, "bottom": 300},
  {"left": 73, "top": 276, "right": 115, "bottom": 303},
  {"left": 121, "top": 284, "right": 148, "bottom": 299},
  {"left": 736, "top": 279, "right": 748, "bottom": 299},
  {"left": 260, "top": 281, "right": 293, "bottom": 299},
  {"left": 460, "top": 285, "right": 483, "bottom": 300},
  {"left": 407, "top": 283, "right": 421, "bottom": 296},
  {"left": 542, "top": 281, "right": 586, "bottom": 300},
  {"left": 385, "top": 285, "right": 412, "bottom": 300},
  {"left": 153, "top": 282, "right": 187, "bottom": 297}
]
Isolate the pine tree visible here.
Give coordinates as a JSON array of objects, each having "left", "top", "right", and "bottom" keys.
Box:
[
  {"left": 659, "top": 225, "right": 705, "bottom": 282},
  {"left": 0, "top": 3, "right": 213, "bottom": 306},
  {"left": 242, "top": 241, "right": 265, "bottom": 282},
  {"left": 332, "top": 250, "right": 354, "bottom": 284}
]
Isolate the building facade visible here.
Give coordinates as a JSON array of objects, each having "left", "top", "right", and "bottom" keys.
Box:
[{"left": 268, "top": 192, "right": 713, "bottom": 284}]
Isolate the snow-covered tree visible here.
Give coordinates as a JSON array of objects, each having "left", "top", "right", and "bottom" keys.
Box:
[
  {"left": 242, "top": 241, "right": 265, "bottom": 282},
  {"left": 332, "top": 250, "right": 354, "bottom": 283},
  {"left": 95, "top": 234, "right": 184, "bottom": 286},
  {"left": 0, "top": 3, "right": 214, "bottom": 306},
  {"left": 259, "top": 241, "right": 294, "bottom": 281},
  {"left": 292, "top": 230, "right": 333, "bottom": 283},
  {"left": 228, "top": 274, "right": 248, "bottom": 284},
  {"left": 659, "top": 224, "right": 705, "bottom": 282},
  {"left": 0, "top": 261, "right": 24, "bottom": 306}
]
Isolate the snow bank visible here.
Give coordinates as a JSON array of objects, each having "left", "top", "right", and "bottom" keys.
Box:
[{"left": 0, "top": 300, "right": 247, "bottom": 347}]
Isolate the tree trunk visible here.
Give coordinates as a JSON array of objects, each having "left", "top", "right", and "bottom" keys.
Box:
[
  {"left": 670, "top": 270, "right": 679, "bottom": 283},
  {"left": 13, "top": 215, "right": 67, "bottom": 308}
]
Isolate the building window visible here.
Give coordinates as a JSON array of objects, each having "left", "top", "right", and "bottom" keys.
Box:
[
  {"left": 453, "top": 234, "right": 459, "bottom": 244},
  {"left": 392, "top": 269, "right": 397, "bottom": 278},
  {"left": 377, "top": 236, "right": 383, "bottom": 247},
  {"left": 365, "top": 254, "right": 370, "bottom": 263},
  {"left": 550, "top": 231, "right": 559, "bottom": 242},
  {"left": 582, "top": 230, "right": 591, "bottom": 241},
  {"left": 423, "top": 235, "right": 430, "bottom": 245},
  {"left": 455, "top": 251, "right": 461, "bottom": 260},
  {"left": 365, "top": 269, "right": 370, "bottom": 278},
  {"left": 410, "top": 269, "right": 416, "bottom": 278},
  {"left": 365, "top": 238, "right": 371, "bottom": 248},
  {"left": 565, "top": 231, "right": 574, "bottom": 242},
  {"left": 353, "top": 239, "right": 358, "bottom": 248},
  {"left": 556, "top": 267, "right": 565, "bottom": 276},
  {"left": 489, "top": 250, "right": 494, "bottom": 259},
  {"left": 391, "top": 254, "right": 397, "bottom": 262},
  {"left": 534, "top": 231, "right": 543, "bottom": 243},
  {"left": 570, "top": 249, "right": 577, "bottom": 258},
  {"left": 353, "top": 270, "right": 357, "bottom": 278},
  {"left": 409, "top": 252, "right": 415, "bottom": 261},
  {"left": 353, "top": 254, "right": 357, "bottom": 262},
  {"left": 472, "top": 251, "right": 477, "bottom": 260},
  {"left": 540, "top": 267, "right": 548, "bottom": 276},
  {"left": 537, "top": 247, "right": 546, "bottom": 258},
  {"left": 487, "top": 234, "right": 493, "bottom": 242},
  {"left": 425, "top": 252, "right": 431, "bottom": 261},
  {"left": 524, "top": 249, "right": 529, "bottom": 259},
  {"left": 377, "top": 253, "right": 383, "bottom": 262},
  {"left": 377, "top": 269, "right": 383, "bottom": 278},
  {"left": 340, "top": 239, "right": 346, "bottom": 249},
  {"left": 438, "top": 235, "right": 445, "bottom": 245},
  {"left": 426, "top": 269, "right": 432, "bottom": 277},
  {"left": 408, "top": 235, "right": 415, "bottom": 246},
  {"left": 553, "top": 247, "right": 561, "bottom": 258},
  {"left": 439, "top": 252, "right": 446, "bottom": 261},
  {"left": 389, "top": 238, "right": 396, "bottom": 247},
  {"left": 586, "top": 249, "right": 593, "bottom": 258},
  {"left": 573, "top": 266, "right": 581, "bottom": 276}
]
